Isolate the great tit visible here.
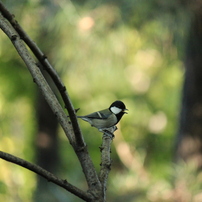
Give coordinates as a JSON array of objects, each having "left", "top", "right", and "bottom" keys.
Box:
[{"left": 77, "top": 100, "right": 128, "bottom": 131}]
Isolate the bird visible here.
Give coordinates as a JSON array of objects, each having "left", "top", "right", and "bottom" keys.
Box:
[{"left": 77, "top": 100, "right": 128, "bottom": 132}]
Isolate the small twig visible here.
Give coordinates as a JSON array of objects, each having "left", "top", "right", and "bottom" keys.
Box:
[
  {"left": 75, "top": 108, "right": 80, "bottom": 113},
  {"left": 0, "top": 151, "right": 93, "bottom": 202}
]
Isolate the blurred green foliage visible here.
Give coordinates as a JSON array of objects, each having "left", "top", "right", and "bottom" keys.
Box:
[{"left": 1, "top": 0, "right": 201, "bottom": 201}]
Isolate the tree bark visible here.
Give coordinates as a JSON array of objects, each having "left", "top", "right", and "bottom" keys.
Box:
[{"left": 175, "top": 9, "right": 202, "bottom": 168}]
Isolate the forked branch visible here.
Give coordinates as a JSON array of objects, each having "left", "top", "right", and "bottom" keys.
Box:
[{"left": 0, "top": 2, "right": 116, "bottom": 201}]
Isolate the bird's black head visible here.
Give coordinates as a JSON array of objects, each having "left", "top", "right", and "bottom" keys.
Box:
[
  {"left": 109, "top": 100, "right": 128, "bottom": 124},
  {"left": 109, "top": 100, "right": 128, "bottom": 115}
]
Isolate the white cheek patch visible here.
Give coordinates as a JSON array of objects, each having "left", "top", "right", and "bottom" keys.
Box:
[{"left": 110, "top": 106, "right": 122, "bottom": 114}]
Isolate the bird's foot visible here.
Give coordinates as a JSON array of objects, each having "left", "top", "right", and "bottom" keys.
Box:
[
  {"left": 103, "top": 130, "right": 114, "bottom": 138},
  {"left": 99, "top": 126, "right": 117, "bottom": 138}
]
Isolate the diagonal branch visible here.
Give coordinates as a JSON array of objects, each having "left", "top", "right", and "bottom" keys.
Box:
[
  {"left": 0, "top": 8, "right": 101, "bottom": 194},
  {"left": 0, "top": 1, "right": 84, "bottom": 149},
  {"left": 0, "top": 151, "right": 93, "bottom": 202},
  {"left": 0, "top": 12, "right": 74, "bottom": 145}
]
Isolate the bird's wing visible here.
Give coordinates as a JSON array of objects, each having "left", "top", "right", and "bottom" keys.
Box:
[{"left": 78, "top": 109, "right": 111, "bottom": 119}]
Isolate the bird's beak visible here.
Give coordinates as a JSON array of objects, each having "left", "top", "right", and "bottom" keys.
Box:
[{"left": 123, "top": 109, "right": 128, "bottom": 114}]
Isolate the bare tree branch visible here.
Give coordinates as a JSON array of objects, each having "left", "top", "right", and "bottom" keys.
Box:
[
  {"left": 0, "top": 3, "right": 116, "bottom": 201},
  {"left": 0, "top": 12, "right": 74, "bottom": 145},
  {"left": 0, "top": 151, "right": 93, "bottom": 202},
  {"left": 0, "top": 7, "right": 102, "bottom": 199},
  {"left": 0, "top": 1, "right": 84, "bottom": 149}
]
